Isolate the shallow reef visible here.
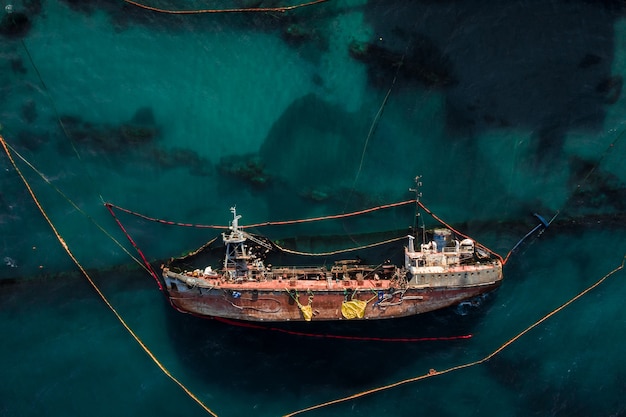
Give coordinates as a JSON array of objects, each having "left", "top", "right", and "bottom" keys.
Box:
[
  {"left": 52, "top": 108, "right": 213, "bottom": 176},
  {"left": 57, "top": 107, "right": 159, "bottom": 153},
  {"left": 150, "top": 146, "right": 213, "bottom": 177},
  {"left": 217, "top": 153, "right": 269, "bottom": 187},
  {"left": 567, "top": 156, "right": 626, "bottom": 212},
  {"left": 349, "top": 36, "right": 457, "bottom": 88}
]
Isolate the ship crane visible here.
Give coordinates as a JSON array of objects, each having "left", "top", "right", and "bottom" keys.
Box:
[{"left": 222, "top": 207, "right": 272, "bottom": 277}]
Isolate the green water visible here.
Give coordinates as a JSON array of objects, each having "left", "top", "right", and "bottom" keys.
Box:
[{"left": 1, "top": 1, "right": 626, "bottom": 416}]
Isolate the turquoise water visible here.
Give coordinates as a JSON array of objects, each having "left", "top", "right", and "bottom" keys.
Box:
[{"left": 1, "top": 1, "right": 626, "bottom": 416}]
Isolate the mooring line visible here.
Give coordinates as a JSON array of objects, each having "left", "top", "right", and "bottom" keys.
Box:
[
  {"left": 247, "top": 199, "right": 416, "bottom": 228},
  {"left": 273, "top": 235, "right": 406, "bottom": 257},
  {"left": 105, "top": 199, "right": 416, "bottom": 229},
  {"left": 105, "top": 203, "right": 164, "bottom": 290},
  {"left": 416, "top": 201, "right": 506, "bottom": 263},
  {"left": 498, "top": 124, "right": 625, "bottom": 263},
  {"left": 105, "top": 202, "right": 229, "bottom": 229},
  {"left": 345, "top": 75, "right": 397, "bottom": 210},
  {"left": 122, "top": 0, "right": 328, "bottom": 14},
  {"left": 283, "top": 253, "right": 626, "bottom": 416},
  {"left": 0, "top": 134, "right": 219, "bottom": 417},
  {"left": 105, "top": 197, "right": 510, "bottom": 261},
  {"left": 2, "top": 140, "right": 148, "bottom": 273},
  {"left": 5, "top": 128, "right": 619, "bottom": 417},
  {"left": 344, "top": 27, "right": 413, "bottom": 212}
]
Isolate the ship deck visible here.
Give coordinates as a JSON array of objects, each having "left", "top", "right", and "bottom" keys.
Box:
[{"left": 164, "top": 260, "right": 501, "bottom": 292}]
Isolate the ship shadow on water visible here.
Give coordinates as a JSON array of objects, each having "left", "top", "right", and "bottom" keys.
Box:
[{"left": 162, "top": 289, "right": 498, "bottom": 394}]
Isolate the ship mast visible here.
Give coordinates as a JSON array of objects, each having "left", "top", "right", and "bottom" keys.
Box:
[
  {"left": 409, "top": 175, "right": 425, "bottom": 244},
  {"left": 222, "top": 207, "right": 272, "bottom": 280},
  {"left": 223, "top": 207, "right": 248, "bottom": 278}
]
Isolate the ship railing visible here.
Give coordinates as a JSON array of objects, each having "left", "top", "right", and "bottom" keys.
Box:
[{"left": 267, "top": 267, "right": 327, "bottom": 281}]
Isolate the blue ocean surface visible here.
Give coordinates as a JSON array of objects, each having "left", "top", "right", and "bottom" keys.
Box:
[{"left": 1, "top": 1, "right": 626, "bottom": 416}]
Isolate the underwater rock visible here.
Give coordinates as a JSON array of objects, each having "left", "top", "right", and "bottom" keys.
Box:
[
  {"left": 120, "top": 123, "right": 156, "bottom": 145},
  {"left": 58, "top": 115, "right": 119, "bottom": 152},
  {"left": 59, "top": 107, "right": 159, "bottom": 152},
  {"left": 0, "top": 11, "right": 31, "bottom": 38},
  {"left": 300, "top": 187, "right": 331, "bottom": 202},
  {"left": 10, "top": 58, "right": 27, "bottom": 74},
  {"left": 567, "top": 156, "right": 626, "bottom": 212},
  {"left": 150, "top": 147, "right": 213, "bottom": 177},
  {"left": 283, "top": 23, "right": 311, "bottom": 45},
  {"left": 56, "top": 111, "right": 210, "bottom": 176},
  {"left": 120, "top": 107, "right": 159, "bottom": 144},
  {"left": 595, "top": 75, "right": 623, "bottom": 104},
  {"left": 349, "top": 35, "right": 456, "bottom": 88},
  {"left": 277, "top": 14, "right": 329, "bottom": 63},
  {"left": 295, "top": 185, "right": 385, "bottom": 208},
  {"left": 20, "top": 100, "right": 37, "bottom": 124},
  {"left": 217, "top": 153, "right": 269, "bottom": 186},
  {"left": 119, "top": 125, "right": 155, "bottom": 144}
]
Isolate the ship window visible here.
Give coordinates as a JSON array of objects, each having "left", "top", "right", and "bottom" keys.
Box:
[{"left": 170, "top": 282, "right": 178, "bottom": 291}]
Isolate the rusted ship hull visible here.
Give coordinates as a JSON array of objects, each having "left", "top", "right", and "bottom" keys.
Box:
[{"left": 163, "top": 263, "right": 503, "bottom": 321}]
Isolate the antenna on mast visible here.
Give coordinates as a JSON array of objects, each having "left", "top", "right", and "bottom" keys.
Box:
[{"left": 409, "top": 176, "right": 425, "bottom": 244}]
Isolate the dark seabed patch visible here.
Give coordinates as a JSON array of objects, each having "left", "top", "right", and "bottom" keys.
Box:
[
  {"left": 349, "top": 33, "right": 457, "bottom": 89},
  {"left": 51, "top": 109, "right": 213, "bottom": 176},
  {"left": 258, "top": 93, "right": 366, "bottom": 189},
  {"left": 566, "top": 156, "right": 626, "bottom": 213},
  {"left": 360, "top": 0, "right": 623, "bottom": 156}
]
